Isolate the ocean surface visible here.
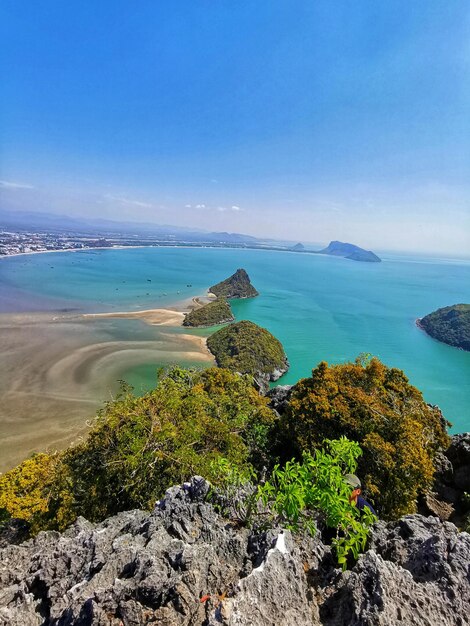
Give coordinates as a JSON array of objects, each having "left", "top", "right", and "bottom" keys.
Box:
[{"left": 1, "top": 247, "right": 469, "bottom": 432}]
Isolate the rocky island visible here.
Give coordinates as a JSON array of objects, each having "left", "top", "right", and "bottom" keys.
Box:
[
  {"left": 319, "top": 240, "right": 381, "bottom": 262},
  {"left": 418, "top": 303, "right": 470, "bottom": 351},
  {"left": 209, "top": 268, "right": 259, "bottom": 299},
  {"left": 183, "top": 297, "right": 234, "bottom": 327},
  {"left": 206, "top": 320, "right": 288, "bottom": 390}
]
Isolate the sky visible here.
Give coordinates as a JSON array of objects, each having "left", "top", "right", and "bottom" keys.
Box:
[{"left": 1, "top": 1, "right": 469, "bottom": 255}]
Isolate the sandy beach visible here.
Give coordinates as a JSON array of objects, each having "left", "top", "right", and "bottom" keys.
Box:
[
  {"left": 0, "top": 306, "right": 214, "bottom": 473},
  {"left": 83, "top": 307, "right": 186, "bottom": 326}
]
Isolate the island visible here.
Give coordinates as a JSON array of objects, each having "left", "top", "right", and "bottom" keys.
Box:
[
  {"left": 209, "top": 268, "right": 259, "bottom": 299},
  {"left": 319, "top": 241, "right": 381, "bottom": 263},
  {"left": 206, "top": 320, "right": 289, "bottom": 391},
  {"left": 182, "top": 297, "right": 234, "bottom": 327},
  {"left": 418, "top": 304, "right": 470, "bottom": 351},
  {"left": 289, "top": 242, "right": 305, "bottom": 252}
]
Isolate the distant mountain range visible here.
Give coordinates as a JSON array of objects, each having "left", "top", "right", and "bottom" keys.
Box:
[
  {"left": 0, "top": 209, "right": 381, "bottom": 261},
  {"left": 0, "top": 209, "right": 258, "bottom": 244}
]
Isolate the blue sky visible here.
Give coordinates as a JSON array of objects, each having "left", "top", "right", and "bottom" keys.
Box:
[{"left": 1, "top": 1, "right": 469, "bottom": 254}]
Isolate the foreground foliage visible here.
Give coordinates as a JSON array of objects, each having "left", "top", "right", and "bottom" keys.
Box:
[
  {"left": 281, "top": 357, "right": 450, "bottom": 519},
  {"left": 0, "top": 367, "right": 274, "bottom": 531},
  {"left": 214, "top": 438, "right": 376, "bottom": 569}
]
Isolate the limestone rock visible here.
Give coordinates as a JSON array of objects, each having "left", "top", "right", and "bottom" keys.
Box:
[{"left": 1, "top": 481, "right": 469, "bottom": 625}]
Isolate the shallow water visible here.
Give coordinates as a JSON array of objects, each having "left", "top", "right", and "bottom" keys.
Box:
[{"left": 1, "top": 247, "right": 469, "bottom": 432}]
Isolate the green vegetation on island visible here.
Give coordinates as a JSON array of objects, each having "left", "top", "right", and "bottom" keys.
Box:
[
  {"left": 418, "top": 304, "right": 470, "bottom": 351},
  {"left": 209, "top": 268, "right": 259, "bottom": 299},
  {"left": 182, "top": 297, "right": 234, "bottom": 327},
  {"left": 206, "top": 320, "right": 289, "bottom": 384},
  {"left": 320, "top": 240, "right": 381, "bottom": 262}
]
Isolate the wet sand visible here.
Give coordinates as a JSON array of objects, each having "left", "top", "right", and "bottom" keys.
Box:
[
  {"left": 83, "top": 307, "right": 185, "bottom": 326},
  {"left": 0, "top": 308, "right": 213, "bottom": 473}
]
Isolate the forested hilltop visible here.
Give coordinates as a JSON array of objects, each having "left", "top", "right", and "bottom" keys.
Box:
[{"left": 418, "top": 303, "right": 470, "bottom": 351}]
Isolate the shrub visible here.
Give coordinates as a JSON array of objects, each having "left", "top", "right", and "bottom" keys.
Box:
[
  {"left": 257, "top": 437, "right": 376, "bottom": 568},
  {"left": 0, "top": 453, "right": 74, "bottom": 533},
  {"left": 0, "top": 367, "right": 275, "bottom": 531},
  {"left": 280, "top": 357, "right": 450, "bottom": 519}
]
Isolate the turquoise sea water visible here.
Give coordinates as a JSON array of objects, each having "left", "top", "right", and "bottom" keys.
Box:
[{"left": 1, "top": 247, "right": 469, "bottom": 432}]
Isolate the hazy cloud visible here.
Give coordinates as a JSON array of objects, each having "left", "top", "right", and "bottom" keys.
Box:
[
  {"left": 0, "top": 180, "right": 34, "bottom": 190},
  {"left": 218, "top": 205, "right": 243, "bottom": 212},
  {"left": 103, "top": 193, "right": 153, "bottom": 209}
]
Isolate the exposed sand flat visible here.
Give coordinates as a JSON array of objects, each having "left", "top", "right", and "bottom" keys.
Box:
[
  {"left": 83, "top": 308, "right": 185, "bottom": 326},
  {"left": 0, "top": 310, "right": 214, "bottom": 473}
]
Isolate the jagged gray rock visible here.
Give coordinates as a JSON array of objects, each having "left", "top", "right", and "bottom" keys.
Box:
[
  {"left": 1, "top": 480, "right": 469, "bottom": 626},
  {"left": 445, "top": 433, "right": 470, "bottom": 492},
  {"left": 321, "top": 515, "right": 470, "bottom": 626}
]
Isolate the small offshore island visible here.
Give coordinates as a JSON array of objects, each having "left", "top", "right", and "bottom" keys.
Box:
[
  {"left": 319, "top": 241, "right": 381, "bottom": 263},
  {"left": 183, "top": 269, "right": 259, "bottom": 327},
  {"left": 418, "top": 304, "right": 470, "bottom": 351}
]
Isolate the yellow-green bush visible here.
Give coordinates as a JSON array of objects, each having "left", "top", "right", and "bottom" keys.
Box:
[
  {"left": 0, "top": 367, "right": 274, "bottom": 532},
  {"left": 280, "top": 357, "right": 450, "bottom": 518}
]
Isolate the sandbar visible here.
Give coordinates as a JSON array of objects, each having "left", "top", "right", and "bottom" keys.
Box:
[{"left": 0, "top": 307, "right": 214, "bottom": 473}]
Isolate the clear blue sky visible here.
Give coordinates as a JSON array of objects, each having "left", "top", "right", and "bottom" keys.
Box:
[{"left": 1, "top": 1, "right": 469, "bottom": 254}]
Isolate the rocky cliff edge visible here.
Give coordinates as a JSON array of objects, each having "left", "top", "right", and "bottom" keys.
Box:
[{"left": 1, "top": 475, "right": 469, "bottom": 626}]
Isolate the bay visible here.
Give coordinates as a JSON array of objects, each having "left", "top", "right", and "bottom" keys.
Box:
[{"left": 1, "top": 246, "right": 469, "bottom": 433}]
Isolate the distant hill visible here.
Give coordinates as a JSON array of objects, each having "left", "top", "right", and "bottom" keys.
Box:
[
  {"left": 319, "top": 241, "right": 381, "bottom": 262},
  {"left": 418, "top": 304, "right": 470, "bottom": 351},
  {"left": 209, "top": 269, "right": 259, "bottom": 299},
  {"left": 0, "top": 209, "right": 258, "bottom": 244},
  {"left": 183, "top": 298, "right": 234, "bottom": 327},
  {"left": 289, "top": 243, "right": 305, "bottom": 252}
]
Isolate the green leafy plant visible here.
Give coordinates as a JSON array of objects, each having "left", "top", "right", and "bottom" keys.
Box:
[{"left": 257, "top": 437, "right": 377, "bottom": 568}]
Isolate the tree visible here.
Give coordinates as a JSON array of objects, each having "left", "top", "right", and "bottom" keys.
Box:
[{"left": 280, "top": 357, "right": 449, "bottom": 518}]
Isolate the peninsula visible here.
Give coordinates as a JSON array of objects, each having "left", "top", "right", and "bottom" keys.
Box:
[
  {"left": 418, "top": 304, "right": 470, "bottom": 351},
  {"left": 209, "top": 268, "right": 259, "bottom": 299},
  {"left": 319, "top": 240, "right": 381, "bottom": 262}
]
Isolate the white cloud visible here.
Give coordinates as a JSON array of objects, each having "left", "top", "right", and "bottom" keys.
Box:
[
  {"left": 195, "top": 204, "right": 206, "bottom": 209},
  {"left": 231, "top": 205, "right": 242, "bottom": 211},
  {"left": 0, "top": 180, "right": 34, "bottom": 190},
  {"left": 185, "top": 204, "right": 192, "bottom": 208},
  {"left": 103, "top": 193, "right": 153, "bottom": 209}
]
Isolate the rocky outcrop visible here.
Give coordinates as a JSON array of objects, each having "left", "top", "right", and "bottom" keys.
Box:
[
  {"left": 266, "top": 384, "right": 293, "bottom": 415},
  {"left": 209, "top": 269, "right": 259, "bottom": 299},
  {"left": 1, "top": 477, "right": 469, "bottom": 626},
  {"left": 420, "top": 433, "right": 470, "bottom": 526}
]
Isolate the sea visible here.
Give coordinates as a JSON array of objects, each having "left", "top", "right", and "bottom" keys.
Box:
[{"left": 1, "top": 246, "right": 469, "bottom": 433}]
